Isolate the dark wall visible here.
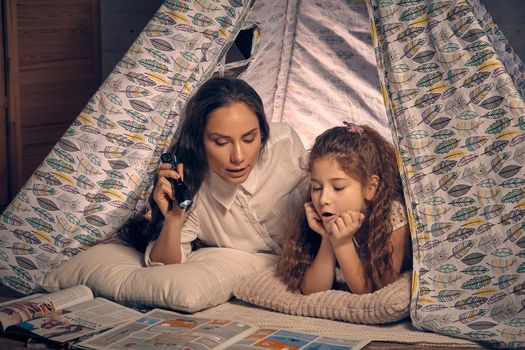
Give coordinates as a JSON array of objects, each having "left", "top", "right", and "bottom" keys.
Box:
[
  {"left": 480, "top": 0, "right": 525, "bottom": 62},
  {"left": 100, "top": 0, "right": 163, "bottom": 81}
]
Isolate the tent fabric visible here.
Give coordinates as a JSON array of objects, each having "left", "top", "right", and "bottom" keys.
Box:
[
  {"left": 0, "top": 0, "right": 252, "bottom": 294},
  {"left": 367, "top": 0, "right": 525, "bottom": 347},
  {"left": 237, "top": 0, "right": 298, "bottom": 126},
  {"left": 235, "top": 0, "right": 391, "bottom": 148},
  {"left": 278, "top": 0, "right": 391, "bottom": 148}
]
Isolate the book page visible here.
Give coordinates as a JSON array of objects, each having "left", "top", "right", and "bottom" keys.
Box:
[
  {"left": 0, "top": 285, "right": 93, "bottom": 333},
  {"left": 10, "top": 297, "right": 142, "bottom": 344},
  {"left": 228, "top": 328, "right": 371, "bottom": 350},
  {"left": 0, "top": 293, "right": 45, "bottom": 308},
  {"left": 44, "top": 285, "right": 94, "bottom": 310},
  {"left": 0, "top": 293, "right": 43, "bottom": 333},
  {"left": 77, "top": 308, "right": 257, "bottom": 350}
]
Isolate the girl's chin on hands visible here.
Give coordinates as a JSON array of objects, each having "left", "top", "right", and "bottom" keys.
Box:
[{"left": 328, "top": 220, "right": 359, "bottom": 243}]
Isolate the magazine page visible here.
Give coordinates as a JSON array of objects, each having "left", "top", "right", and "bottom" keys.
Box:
[
  {"left": 9, "top": 297, "right": 142, "bottom": 344},
  {"left": 228, "top": 328, "right": 371, "bottom": 350},
  {"left": 0, "top": 285, "right": 93, "bottom": 333},
  {"left": 76, "top": 308, "right": 257, "bottom": 350}
]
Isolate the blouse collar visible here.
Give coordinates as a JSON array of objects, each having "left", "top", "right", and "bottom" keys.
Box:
[{"left": 207, "top": 161, "right": 260, "bottom": 210}]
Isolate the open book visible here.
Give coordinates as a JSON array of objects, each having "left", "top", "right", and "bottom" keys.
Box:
[
  {"left": 76, "top": 308, "right": 370, "bottom": 350},
  {"left": 0, "top": 285, "right": 141, "bottom": 346}
]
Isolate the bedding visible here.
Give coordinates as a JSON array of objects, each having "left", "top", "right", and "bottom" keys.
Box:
[
  {"left": 233, "top": 267, "right": 411, "bottom": 324},
  {"left": 39, "top": 243, "right": 275, "bottom": 313},
  {"left": 40, "top": 241, "right": 410, "bottom": 324}
]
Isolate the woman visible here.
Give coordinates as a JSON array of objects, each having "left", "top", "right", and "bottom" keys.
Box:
[{"left": 120, "top": 77, "right": 308, "bottom": 265}]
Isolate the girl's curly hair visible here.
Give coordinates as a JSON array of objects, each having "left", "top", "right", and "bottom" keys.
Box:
[{"left": 276, "top": 125, "right": 405, "bottom": 292}]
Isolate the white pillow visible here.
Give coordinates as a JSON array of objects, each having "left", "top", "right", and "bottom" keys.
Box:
[
  {"left": 39, "top": 243, "right": 276, "bottom": 313},
  {"left": 233, "top": 268, "right": 411, "bottom": 324}
]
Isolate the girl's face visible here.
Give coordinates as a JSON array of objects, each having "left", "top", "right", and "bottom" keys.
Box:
[
  {"left": 310, "top": 156, "right": 378, "bottom": 233},
  {"left": 204, "top": 102, "right": 262, "bottom": 184}
]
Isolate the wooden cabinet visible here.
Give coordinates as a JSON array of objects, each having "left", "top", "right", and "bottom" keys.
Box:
[
  {"left": 1, "top": 4, "right": 7, "bottom": 209},
  {"left": 1, "top": 0, "right": 101, "bottom": 210}
]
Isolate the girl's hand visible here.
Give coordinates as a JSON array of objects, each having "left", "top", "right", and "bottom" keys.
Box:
[
  {"left": 329, "top": 210, "right": 365, "bottom": 247},
  {"left": 304, "top": 202, "right": 329, "bottom": 238},
  {"left": 153, "top": 162, "right": 186, "bottom": 221}
]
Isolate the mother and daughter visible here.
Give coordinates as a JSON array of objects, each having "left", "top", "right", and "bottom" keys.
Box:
[{"left": 121, "top": 76, "right": 411, "bottom": 295}]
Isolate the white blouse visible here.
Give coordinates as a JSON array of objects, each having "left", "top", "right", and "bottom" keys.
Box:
[{"left": 145, "top": 123, "right": 309, "bottom": 265}]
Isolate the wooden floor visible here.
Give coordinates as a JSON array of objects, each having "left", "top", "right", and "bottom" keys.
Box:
[{"left": 0, "top": 284, "right": 490, "bottom": 350}]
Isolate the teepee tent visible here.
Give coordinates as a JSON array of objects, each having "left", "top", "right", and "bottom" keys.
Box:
[{"left": 0, "top": 0, "right": 524, "bottom": 347}]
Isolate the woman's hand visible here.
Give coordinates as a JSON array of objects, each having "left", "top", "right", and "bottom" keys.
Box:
[
  {"left": 153, "top": 162, "right": 186, "bottom": 221},
  {"left": 329, "top": 210, "right": 365, "bottom": 248},
  {"left": 304, "top": 202, "right": 329, "bottom": 238},
  {"left": 149, "top": 161, "right": 186, "bottom": 264}
]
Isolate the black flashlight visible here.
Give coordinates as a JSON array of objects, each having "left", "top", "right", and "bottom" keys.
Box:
[{"left": 160, "top": 153, "right": 193, "bottom": 209}]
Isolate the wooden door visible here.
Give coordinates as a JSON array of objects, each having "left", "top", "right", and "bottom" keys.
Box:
[
  {"left": 0, "top": 4, "right": 7, "bottom": 210},
  {"left": 3, "top": 0, "right": 101, "bottom": 203}
]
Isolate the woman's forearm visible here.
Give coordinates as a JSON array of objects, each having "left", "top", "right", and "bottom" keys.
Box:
[
  {"left": 149, "top": 219, "right": 184, "bottom": 264},
  {"left": 301, "top": 238, "right": 336, "bottom": 294}
]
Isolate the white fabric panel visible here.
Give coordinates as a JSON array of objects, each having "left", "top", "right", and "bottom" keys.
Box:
[
  {"left": 280, "top": 0, "right": 390, "bottom": 148},
  {"left": 241, "top": 0, "right": 298, "bottom": 123}
]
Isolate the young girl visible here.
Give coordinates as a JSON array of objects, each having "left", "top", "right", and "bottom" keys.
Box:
[{"left": 276, "top": 123, "right": 411, "bottom": 295}]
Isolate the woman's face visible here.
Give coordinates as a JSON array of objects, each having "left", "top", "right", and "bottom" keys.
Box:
[{"left": 204, "top": 102, "right": 262, "bottom": 184}]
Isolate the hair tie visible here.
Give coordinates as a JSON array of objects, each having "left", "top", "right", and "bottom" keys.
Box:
[{"left": 343, "top": 121, "right": 363, "bottom": 135}]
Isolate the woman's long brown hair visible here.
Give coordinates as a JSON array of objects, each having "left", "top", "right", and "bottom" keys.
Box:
[{"left": 276, "top": 125, "right": 405, "bottom": 292}]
